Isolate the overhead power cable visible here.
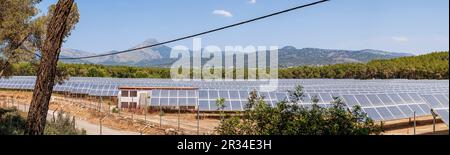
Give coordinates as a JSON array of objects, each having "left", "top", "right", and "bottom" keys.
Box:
[{"left": 50, "top": 0, "right": 329, "bottom": 60}]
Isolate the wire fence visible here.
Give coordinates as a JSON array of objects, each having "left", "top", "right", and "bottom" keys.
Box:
[
  {"left": 2, "top": 90, "right": 447, "bottom": 135},
  {"left": 0, "top": 90, "right": 217, "bottom": 135}
]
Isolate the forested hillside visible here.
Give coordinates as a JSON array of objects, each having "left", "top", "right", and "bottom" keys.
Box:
[
  {"left": 279, "top": 52, "right": 449, "bottom": 79},
  {"left": 10, "top": 52, "right": 449, "bottom": 79}
]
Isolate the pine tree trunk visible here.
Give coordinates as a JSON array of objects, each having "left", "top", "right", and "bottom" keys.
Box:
[{"left": 25, "top": 0, "right": 74, "bottom": 135}]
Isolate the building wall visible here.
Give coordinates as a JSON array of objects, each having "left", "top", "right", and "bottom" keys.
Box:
[{"left": 118, "top": 90, "right": 149, "bottom": 109}]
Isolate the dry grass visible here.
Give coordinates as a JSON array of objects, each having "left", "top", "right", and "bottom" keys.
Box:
[{"left": 382, "top": 116, "right": 449, "bottom": 135}]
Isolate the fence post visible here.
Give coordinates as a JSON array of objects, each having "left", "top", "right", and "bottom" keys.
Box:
[
  {"left": 178, "top": 105, "right": 180, "bottom": 131},
  {"left": 159, "top": 105, "right": 162, "bottom": 127},
  {"left": 413, "top": 111, "right": 416, "bottom": 135},
  {"left": 10, "top": 96, "right": 14, "bottom": 109},
  {"left": 197, "top": 104, "right": 200, "bottom": 135},
  {"left": 100, "top": 96, "right": 103, "bottom": 135},
  {"left": 431, "top": 109, "right": 436, "bottom": 134},
  {"left": 433, "top": 115, "right": 436, "bottom": 133},
  {"left": 144, "top": 104, "right": 147, "bottom": 125}
]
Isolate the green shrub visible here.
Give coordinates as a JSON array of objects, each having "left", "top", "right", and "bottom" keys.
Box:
[
  {"left": 216, "top": 85, "right": 383, "bottom": 135},
  {"left": 111, "top": 107, "right": 119, "bottom": 113},
  {"left": 0, "top": 108, "right": 26, "bottom": 135},
  {"left": 44, "top": 111, "right": 86, "bottom": 135},
  {"left": 0, "top": 108, "right": 86, "bottom": 135}
]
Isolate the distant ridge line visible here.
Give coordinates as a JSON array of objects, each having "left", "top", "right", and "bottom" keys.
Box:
[{"left": 52, "top": 0, "right": 330, "bottom": 60}]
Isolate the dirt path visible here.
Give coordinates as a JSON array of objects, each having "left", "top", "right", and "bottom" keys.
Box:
[
  {"left": 1, "top": 91, "right": 191, "bottom": 135},
  {"left": 7, "top": 102, "right": 139, "bottom": 135},
  {"left": 74, "top": 118, "right": 139, "bottom": 135}
]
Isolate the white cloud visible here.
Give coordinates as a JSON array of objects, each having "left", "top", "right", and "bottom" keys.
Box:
[
  {"left": 391, "top": 36, "right": 409, "bottom": 43},
  {"left": 248, "top": 0, "right": 257, "bottom": 4},
  {"left": 212, "top": 10, "right": 233, "bottom": 17}
]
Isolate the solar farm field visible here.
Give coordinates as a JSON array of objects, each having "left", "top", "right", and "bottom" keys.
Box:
[{"left": 0, "top": 76, "right": 449, "bottom": 134}]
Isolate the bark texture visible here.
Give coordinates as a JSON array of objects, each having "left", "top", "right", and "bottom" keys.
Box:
[{"left": 25, "top": 0, "right": 74, "bottom": 135}]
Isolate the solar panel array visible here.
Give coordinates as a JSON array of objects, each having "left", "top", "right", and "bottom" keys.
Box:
[
  {"left": 434, "top": 109, "right": 449, "bottom": 126},
  {"left": 342, "top": 93, "right": 433, "bottom": 121},
  {"left": 422, "top": 94, "right": 450, "bottom": 126},
  {"left": 150, "top": 90, "right": 198, "bottom": 107},
  {"left": 1, "top": 76, "right": 449, "bottom": 123},
  {"left": 198, "top": 90, "right": 335, "bottom": 111}
]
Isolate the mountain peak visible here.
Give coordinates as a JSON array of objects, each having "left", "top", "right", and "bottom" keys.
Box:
[
  {"left": 142, "top": 38, "right": 159, "bottom": 45},
  {"left": 60, "top": 39, "right": 413, "bottom": 67},
  {"left": 281, "top": 46, "right": 297, "bottom": 50},
  {"left": 131, "top": 38, "right": 160, "bottom": 49}
]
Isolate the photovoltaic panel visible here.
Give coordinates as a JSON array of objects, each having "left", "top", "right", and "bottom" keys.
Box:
[
  {"left": 387, "top": 106, "right": 406, "bottom": 118},
  {"left": 434, "top": 95, "right": 449, "bottom": 107},
  {"left": 434, "top": 109, "right": 449, "bottom": 126},
  {"left": 398, "top": 93, "right": 414, "bottom": 103},
  {"left": 398, "top": 105, "right": 415, "bottom": 117},
  {"left": 376, "top": 107, "right": 394, "bottom": 120},
  {"left": 342, "top": 95, "right": 359, "bottom": 108},
  {"left": 199, "top": 100, "right": 210, "bottom": 111},
  {"left": 388, "top": 94, "right": 405, "bottom": 105},
  {"left": 408, "top": 104, "right": 427, "bottom": 116},
  {"left": 363, "top": 108, "right": 382, "bottom": 121},
  {"left": 355, "top": 95, "right": 372, "bottom": 107},
  {"left": 367, "top": 94, "right": 383, "bottom": 106},
  {"left": 378, "top": 94, "right": 394, "bottom": 106},
  {"left": 422, "top": 95, "right": 443, "bottom": 108}
]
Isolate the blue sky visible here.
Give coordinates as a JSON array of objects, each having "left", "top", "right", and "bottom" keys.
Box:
[{"left": 37, "top": 0, "right": 449, "bottom": 55}]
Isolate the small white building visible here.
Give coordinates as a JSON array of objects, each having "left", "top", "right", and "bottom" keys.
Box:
[
  {"left": 118, "top": 88, "right": 147, "bottom": 109},
  {"left": 117, "top": 86, "right": 198, "bottom": 109}
]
